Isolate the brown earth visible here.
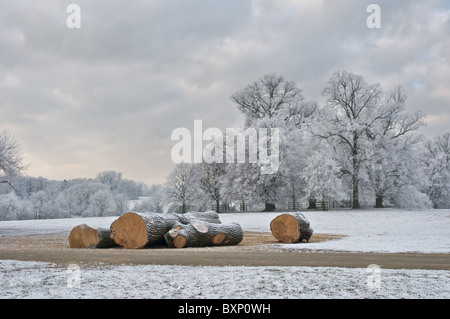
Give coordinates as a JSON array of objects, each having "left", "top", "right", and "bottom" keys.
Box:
[{"left": 0, "top": 232, "right": 449, "bottom": 270}]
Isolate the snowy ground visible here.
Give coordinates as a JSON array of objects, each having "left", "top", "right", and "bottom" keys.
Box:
[
  {"left": 1, "top": 259, "right": 448, "bottom": 299},
  {"left": 225, "top": 209, "right": 450, "bottom": 254},
  {"left": 0, "top": 209, "right": 449, "bottom": 299}
]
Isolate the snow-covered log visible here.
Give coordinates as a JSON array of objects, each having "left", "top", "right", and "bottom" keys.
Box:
[
  {"left": 270, "top": 213, "right": 314, "bottom": 243},
  {"left": 164, "top": 221, "right": 243, "bottom": 248},
  {"left": 109, "top": 211, "right": 222, "bottom": 249}
]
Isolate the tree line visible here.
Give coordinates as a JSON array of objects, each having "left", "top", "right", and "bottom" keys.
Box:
[
  {"left": 0, "top": 170, "right": 150, "bottom": 220},
  {"left": 1, "top": 71, "right": 450, "bottom": 220},
  {"left": 164, "top": 71, "right": 450, "bottom": 212}
]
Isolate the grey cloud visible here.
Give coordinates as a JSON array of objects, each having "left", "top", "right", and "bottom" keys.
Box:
[{"left": 0, "top": 0, "right": 448, "bottom": 184}]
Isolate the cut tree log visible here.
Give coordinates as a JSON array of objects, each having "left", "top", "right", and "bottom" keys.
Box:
[
  {"left": 81, "top": 226, "right": 117, "bottom": 248},
  {"left": 68, "top": 224, "right": 89, "bottom": 248},
  {"left": 270, "top": 213, "right": 314, "bottom": 243},
  {"left": 164, "top": 221, "right": 243, "bottom": 248},
  {"left": 110, "top": 211, "right": 222, "bottom": 249},
  {"left": 110, "top": 212, "right": 171, "bottom": 249},
  {"left": 69, "top": 224, "right": 117, "bottom": 248}
]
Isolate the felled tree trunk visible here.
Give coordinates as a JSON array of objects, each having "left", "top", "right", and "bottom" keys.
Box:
[
  {"left": 81, "top": 227, "right": 117, "bottom": 248},
  {"left": 270, "top": 213, "right": 314, "bottom": 243},
  {"left": 164, "top": 221, "right": 243, "bottom": 248},
  {"left": 183, "top": 211, "right": 221, "bottom": 224},
  {"left": 69, "top": 224, "right": 117, "bottom": 248},
  {"left": 68, "top": 224, "right": 89, "bottom": 248},
  {"left": 110, "top": 212, "right": 176, "bottom": 249},
  {"left": 110, "top": 211, "right": 221, "bottom": 249}
]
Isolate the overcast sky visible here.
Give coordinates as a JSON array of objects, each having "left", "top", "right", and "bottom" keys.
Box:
[{"left": 1, "top": 0, "right": 449, "bottom": 185}]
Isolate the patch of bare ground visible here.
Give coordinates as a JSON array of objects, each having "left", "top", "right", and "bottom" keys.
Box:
[
  {"left": 1, "top": 232, "right": 448, "bottom": 270},
  {"left": 0, "top": 231, "right": 344, "bottom": 250}
]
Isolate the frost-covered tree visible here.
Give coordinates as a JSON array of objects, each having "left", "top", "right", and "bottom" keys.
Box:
[
  {"left": 229, "top": 74, "right": 315, "bottom": 211},
  {"left": 112, "top": 193, "right": 130, "bottom": 215},
  {"left": 363, "top": 86, "right": 427, "bottom": 208},
  {"left": 282, "top": 128, "right": 310, "bottom": 209},
  {"left": 0, "top": 192, "right": 26, "bottom": 220},
  {"left": 302, "top": 143, "right": 348, "bottom": 206},
  {"left": 165, "top": 163, "right": 196, "bottom": 213},
  {"left": 96, "top": 170, "right": 122, "bottom": 193},
  {"left": 29, "top": 190, "right": 49, "bottom": 219},
  {"left": 314, "top": 71, "right": 425, "bottom": 209},
  {"left": 0, "top": 130, "right": 28, "bottom": 192},
  {"left": 196, "top": 162, "right": 227, "bottom": 213},
  {"left": 424, "top": 133, "right": 450, "bottom": 208},
  {"left": 88, "top": 189, "right": 115, "bottom": 217},
  {"left": 231, "top": 73, "right": 314, "bottom": 127},
  {"left": 55, "top": 187, "right": 78, "bottom": 218},
  {"left": 316, "top": 71, "right": 385, "bottom": 208},
  {"left": 57, "top": 182, "right": 109, "bottom": 216}
]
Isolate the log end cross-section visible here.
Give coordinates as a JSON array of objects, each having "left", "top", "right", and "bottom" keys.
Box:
[
  {"left": 110, "top": 212, "right": 150, "bottom": 249},
  {"left": 270, "top": 213, "right": 314, "bottom": 244},
  {"left": 68, "top": 224, "right": 89, "bottom": 248}
]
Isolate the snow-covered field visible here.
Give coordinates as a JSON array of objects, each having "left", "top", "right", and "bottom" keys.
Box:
[
  {"left": 0, "top": 209, "right": 449, "bottom": 299},
  {"left": 225, "top": 209, "right": 450, "bottom": 254},
  {"left": 1, "top": 259, "right": 448, "bottom": 299}
]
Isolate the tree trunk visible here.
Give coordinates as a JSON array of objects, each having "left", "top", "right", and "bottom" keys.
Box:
[
  {"left": 81, "top": 227, "right": 117, "bottom": 248},
  {"left": 263, "top": 202, "right": 276, "bottom": 212},
  {"left": 184, "top": 211, "right": 221, "bottom": 224},
  {"left": 270, "top": 213, "right": 314, "bottom": 243},
  {"left": 374, "top": 196, "right": 384, "bottom": 208},
  {"left": 352, "top": 140, "right": 361, "bottom": 209},
  {"left": 307, "top": 198, "right": 316, "bottom": 209},
  {"left": 68, "top": 224, "right": 89, "bottom": 248},
  {"left": 69, "top": 224, "right": 117, "bottom": 248},
  {"left": 164, "top": 221, "right": 243, "bottom": 248},
  {"left": 110, "top": 211, "right": 222, "bottom": 249}
]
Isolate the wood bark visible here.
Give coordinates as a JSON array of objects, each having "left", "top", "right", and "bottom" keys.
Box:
[
  {"left": 164, "top": 221, "right": 243, "bottom": 248},
  {"left": 109, "top": 211, "right": 222, "bottom": 249},
  {"left": 81, "top": 227, "right": 117, "bottom": 248},
  {"left": 270, "top": 213, "right": 314, "bottom": 243}
]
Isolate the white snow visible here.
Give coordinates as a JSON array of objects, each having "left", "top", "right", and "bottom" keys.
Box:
[
  {"left": 0, "top": 260, "right": 448, "bottom": 299},
  {"left": 220, "top": 209, "right": 450, "bottom": 253},
  {"left": 0, "top": 209, "right": 449, "bottom": 299},
  {"left": 0, "top": 216, "right": 118, "bottom": 237}
]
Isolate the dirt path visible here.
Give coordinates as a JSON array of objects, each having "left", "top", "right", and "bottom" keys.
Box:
[{"left": 1, "top": 232, "right": 449, "bottom": 270}]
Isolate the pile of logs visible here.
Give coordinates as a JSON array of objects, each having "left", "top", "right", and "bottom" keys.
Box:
[
  {"left": 69, "top": 211, "right": 315, "bottom": 249},
  {"left": 68, "top": 211, "right": 244, "bottom": 249}
]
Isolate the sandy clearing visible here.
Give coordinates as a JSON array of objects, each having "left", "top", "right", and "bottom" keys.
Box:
[{"left": 0, "top": 232, "right": 448, "bottom": 270}]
